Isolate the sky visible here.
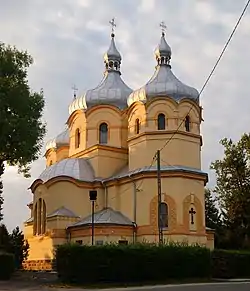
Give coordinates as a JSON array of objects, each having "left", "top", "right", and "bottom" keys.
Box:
[{"left": 1, "top": 0, "right": 250, "bottom": 231}]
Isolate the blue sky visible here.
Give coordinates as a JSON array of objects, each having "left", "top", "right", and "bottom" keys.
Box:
[{"left": 1, "top": 0, "right": 250, "bottom": 230}]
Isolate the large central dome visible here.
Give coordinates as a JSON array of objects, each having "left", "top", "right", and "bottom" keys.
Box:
[
  {"left": 69, "top": 33, "right": 132, "bottom": 115},
  {"left": 127, "top": 32, "right": 199, "bottom": 106}
]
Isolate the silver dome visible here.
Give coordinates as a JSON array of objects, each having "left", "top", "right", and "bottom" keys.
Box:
[
  {"left": 68, "top": 33, "right": 132, "bottom": 115},
  {"left": 39, "top": 158, "right": 95, "bottom": 183},
  {"left": 127, "top": 33, "right": 199, "bottom": 106},
  {"left": 45, "top": 128, "right": 69, "bottom": 151}
]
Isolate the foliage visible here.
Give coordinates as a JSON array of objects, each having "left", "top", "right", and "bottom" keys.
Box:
[
  {"left": 0, "top": 163, "right": 3, "bottom": 222},
  {"left": 0, "top": 42, "right": 46, "bottom": 218},
  {"left": 9, "top": 226, "right": 29, "bottom": 269},
  {"left": 56, "top": 243, "right": 211, "bottom": 284},
  {"left": 0, "top": 251, "right": 15, "bottom": 280},
  {"left": 210, "top": 134, "right": 250, "bottom": 249},
  {"left": 205, "top": 188, "right": 221, "bottom": 231},
  {"left": 0, "top": 224, "right": 11, "bottom": 251},
  {"left": 0, "top": 224, "right": 29, "bottom": 269},
  {"left": 212, "top": 249, "right": 250, "bottom": 279}
]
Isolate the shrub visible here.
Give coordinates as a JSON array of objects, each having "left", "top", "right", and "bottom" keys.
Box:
[
  {"left": 56, "top": 243, "right": 211, "bottom": 284},
  {"left": 212, "top": 249, "right": 250, "bottom": 279},
  {"left": 0, "top": 251, "right": 15, "bottom": 280}
]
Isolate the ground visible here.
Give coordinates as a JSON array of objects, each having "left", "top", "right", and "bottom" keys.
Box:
[{"left": 0, "top": 272, "right": 250, "bottom": 291}]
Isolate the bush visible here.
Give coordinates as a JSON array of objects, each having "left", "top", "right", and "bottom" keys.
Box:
[
  {"left": 56, "top": 243, "right": 211, "bottom": 284},
  {"left": 212, "top": 249, "right": 250, "bottom": 279},
  {"left": 0, "top": 251, "right": 15, "bottom": 280}
]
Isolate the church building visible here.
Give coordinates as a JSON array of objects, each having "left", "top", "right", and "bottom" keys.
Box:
[{"left": 23, "top": 23, "right": 214, "bottom": 270}]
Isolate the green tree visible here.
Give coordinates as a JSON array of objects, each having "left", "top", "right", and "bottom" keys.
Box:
[
  {"left": 0, "top": 43, "right": 46, "bottom": 220},
  {"left": 9, "top": 226, "right": 29, "bottom": 269},
  {"left": 205, "top": 188, "right": 220, "bottom": 230},
  {"left": 211, "top": 134, "right": 250, "bottom": 249},
  {"left": 0, "top": 224, "right": 11, "bottom": 251}
]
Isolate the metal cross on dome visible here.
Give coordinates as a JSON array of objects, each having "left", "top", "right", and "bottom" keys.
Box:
[
  {"left": 71, "top": 84, "right": 78, "bottom": 99},
  {"left": 109, "top": 18, "right": 116, "bottom": 34},
  {"left": 160, "top": 21, "right": 167, "bottom": 35}
]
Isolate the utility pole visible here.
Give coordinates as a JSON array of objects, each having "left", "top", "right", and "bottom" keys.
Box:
[
  {"left": 156, "top": 150, "right": 163, "bottom": 244},
  {"left": 89, "top": 190, "right": 97, "bottom": 245}
]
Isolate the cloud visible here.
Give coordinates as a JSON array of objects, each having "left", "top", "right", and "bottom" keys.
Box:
[{"left": 1, "top": 0, "right": 250, "bottom": 230}]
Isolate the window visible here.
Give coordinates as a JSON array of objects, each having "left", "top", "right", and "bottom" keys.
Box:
[
  {"left": 75, "top": 128, "right": 81, "bottom": 148},
  {"left": 33, "top": 198, "right": 47, "bottom": 236},
  {"left": 159, "top": 202, "right": 168, "bottom": 228},
  {"left": 157, "top": 113, "right": 166, "bottom": 130},
  {"left": 96, "top": 240, "right": 104, "bottom": 246},
  {"left": 99, "top": 123, "right": 108, "bottom": 144},
  {"left": 135, "top": 118, "right": 140, "bottom": 134},
  {"left": 185, "top": 115, "right": 190, "bottom": 132},
  {"left": 76, "top": 240, "right": 83, "bottom": 245}
]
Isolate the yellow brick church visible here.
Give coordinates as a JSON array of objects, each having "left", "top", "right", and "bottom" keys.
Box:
[{"left": 24, "top": 24, "right": 214, "bottom": 270}]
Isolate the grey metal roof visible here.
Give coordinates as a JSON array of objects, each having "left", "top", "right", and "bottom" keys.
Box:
[
  {"left": 69, "top": 34, "right": 132, "bottom": 114},
  {"left": 47, "top": 206, "right": 79, "bottom": 218},
  {"left": 45, "top": 128, "right": 69, "bottom": 151},
  {"left": 68, "top": 207, "right": 134, "bottom": 228},
  {"left": 84, "top": 71, "right": 132, "bottom": 109},
  {"left": 103, "top": 165, "right": 207, "bottom": 183},
  {"left": 154, "top": 33, "right": 171, "bottom": 58},
  {"left": 25, "top": 217, "right": 34, "bottom": 223},
  {"left": 39, "top": 158, "right": 95, "bottom": 183},
  {"left": 127, "top": 33, "right": 199, "bottom": 106},
  {"left": 104, "top": 34, "right": 121, "bottom": 62}
]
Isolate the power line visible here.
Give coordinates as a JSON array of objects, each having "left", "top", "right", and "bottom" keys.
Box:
[
  {"left": 136, "top": 0, "right": 250, "bottom": 192},
  {"left": 158, "top": 0, "right": 250, "bottom": 153},
  {"left": 111, "top": 0, "right": 250, "bottom": 198}
]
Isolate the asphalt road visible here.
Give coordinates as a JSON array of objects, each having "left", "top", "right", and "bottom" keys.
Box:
[{"left": 90, "top": 282, "right": 250, "bottom": 291}]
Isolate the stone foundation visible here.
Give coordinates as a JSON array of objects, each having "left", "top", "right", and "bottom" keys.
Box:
[{"left": 23, "top": 259, "right": 53, "bottom": 271}]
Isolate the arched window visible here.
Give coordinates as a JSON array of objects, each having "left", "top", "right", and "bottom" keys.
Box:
[
  {"left": 33, "top": 198, "right": 47, "bottom": 236},
  {"left": 135, "top": 118, "right": 140, "bottom": 134},
  {"left": 37, "top": 198, "right": 42, "bottom": 235},
  {"left": 75, "top": 128, "right": 81, "bottom": 148},
  {"left": 33, "top": 203, "right": 37, "bottom": 236},
  {"left": 159, "top": 202, "right": 168, "bottom": 228},
  {"left": 41, "top": 200, "right": 46, "bottom": 235},
  {"left": 157, "top": 113, "right": 166, "bottom": 130},
  {"left": 185, "top": 115, "right": 190, "bottom": 132},
  {"left": 99, "top": 123, "right": 108, "bottom": 144}
]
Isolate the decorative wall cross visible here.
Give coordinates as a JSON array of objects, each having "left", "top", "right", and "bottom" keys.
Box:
[
  {"left": 189, "top": 207, "right": 196, "bottom": 225},
  {"left": 109, "top": 18, "right": 116, "bottom": 34}
]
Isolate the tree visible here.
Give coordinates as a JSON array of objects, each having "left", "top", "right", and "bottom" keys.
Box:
[
  {"left": 0, "top": 43, "right": 46, "bottom": 220},
  {"left": 211, "top": 134, "right": 250, "bottom": 249},
  {"left": 205, "top": 188, "right": 220, "bottom": 230},
  {"left": 9, "top": 227, "right": 29, "bottom": 269},
  {"left": 0, "top": 224, "right": 11, "bottom": 251}
]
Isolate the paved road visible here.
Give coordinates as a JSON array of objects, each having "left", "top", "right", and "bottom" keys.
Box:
[
  {"left": 0, "top": 281, "right": 249, "bottom": 291},
  {"left": 88, "top": 282, "right": 250, "bottom": 291}
]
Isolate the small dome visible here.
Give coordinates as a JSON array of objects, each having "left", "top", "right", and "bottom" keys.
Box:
[
  {"left": 127, "top": 32, "right": 199, "bottom": 106},
  {"left": 68, "top": 33, "right": 132, "bottom": 115},
  {"left": 154, "top": 32, "right": 171, "bottom": 60},
  {"left": 103, "top": 35, "right": 121, "bottom": 63},
  {"left": 68, "top": 96, "right": 87, "bottom": 116},
  {"left": 46, "top": 128, "right": 69, "bottom": 151},
  {"left": 39, "top": 158, "right": 95, "bottom": 183}
]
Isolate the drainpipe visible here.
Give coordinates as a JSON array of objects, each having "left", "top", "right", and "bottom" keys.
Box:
[
  {"left": 66, "top": 228, "right": 71, "bottom": 243},
  {"left": 129, "top": 174, "right": 137, "bottom": 244},
  {"left": 102, "top": 181, "right": 108, "bottom": 208}
]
